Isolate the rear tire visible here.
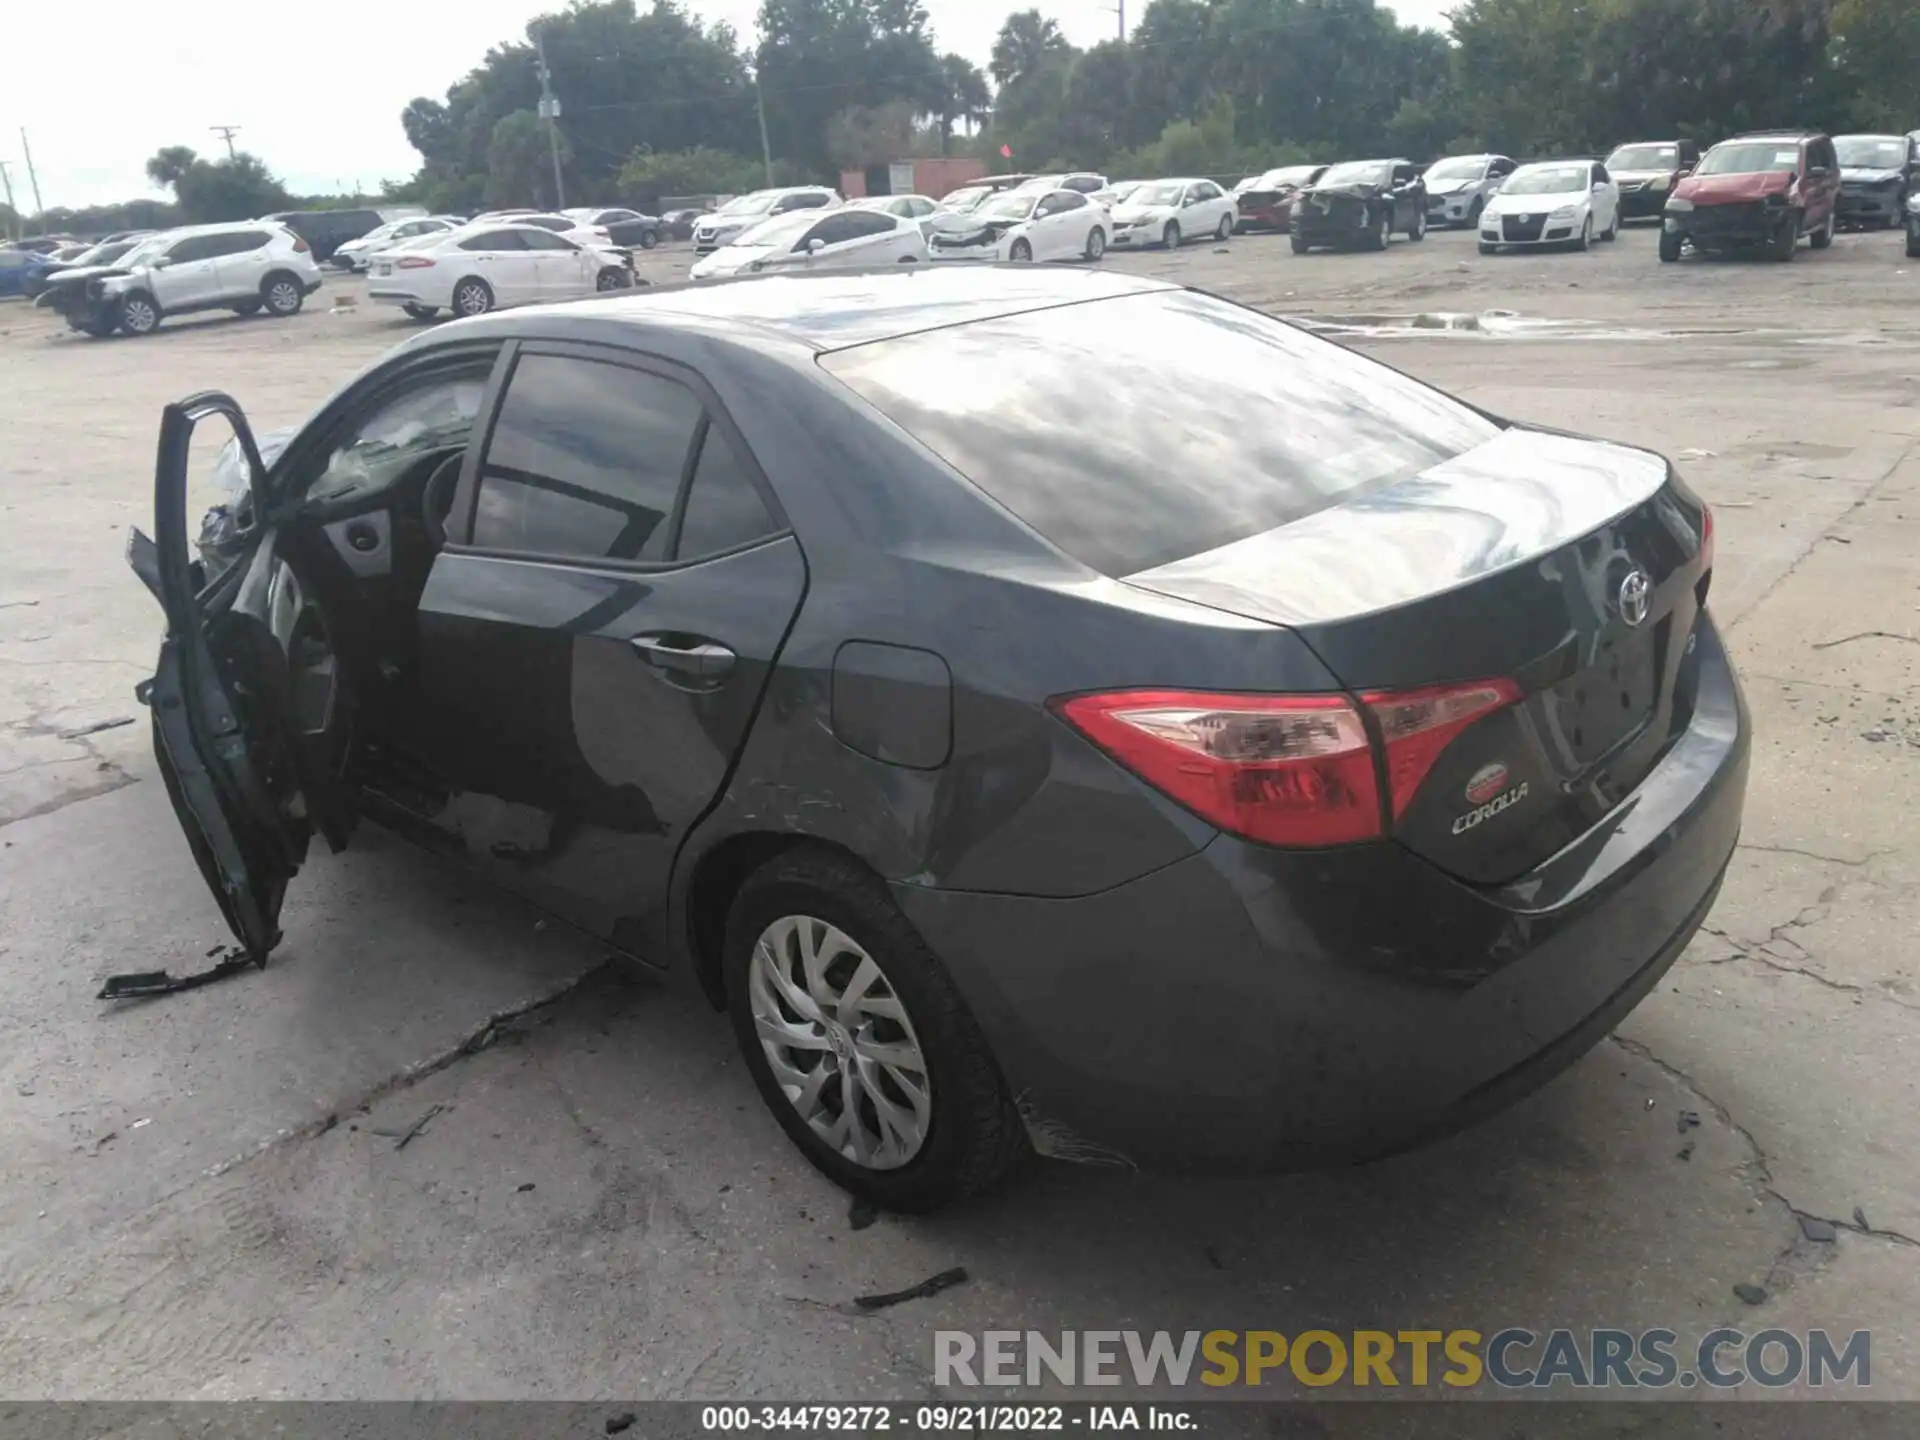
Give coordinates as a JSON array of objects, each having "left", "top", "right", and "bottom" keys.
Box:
[
  {"left": 1083, "top": 226, "right": 1106, "bottom": 261},
  {"left": 1290, "top": 231, "right": 1310, "bottom": 254},
  {"left": 1602, "top": 211, "right": 1619, "bottom": 241},
  {"left": 1658, "top": 229, "right": 1683, "bottom": 263},
  {"left": 116, "top": 292, "right": 160, "bottom": 336},
  {"left": 639, "top": 229, "right": 659, "bottom": 250},
  {"left": 230, "top": 300, "right": 263, "bottom": 316},
  {"left": 1808, "top": 210, "right": 1835, "bottom": 251},
  {"left": 402, "top": 302, "right": 439, "bottom": 321},
  {"left": 261, "top": 273, "right": 304, "bottom": 316},
  {"left": 452, "top": 277, "right": 495, "bottom": 315},
  {"left": 724, "top": 847, "right": 1027, "bottom": 1213},
  {"left": 1162, "top": 221, "right": 1181, "bottom": 250}
]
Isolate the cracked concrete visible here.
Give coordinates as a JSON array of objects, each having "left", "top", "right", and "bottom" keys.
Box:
[{"left": 2, "top": 228, "right": 1918, "bottom": 1407}]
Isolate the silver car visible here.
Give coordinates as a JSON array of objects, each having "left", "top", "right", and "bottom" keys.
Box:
[{"left": 1423, "top": 154, "right": 1517, "bottom": 229}]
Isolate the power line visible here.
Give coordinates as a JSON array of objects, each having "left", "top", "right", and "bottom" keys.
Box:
[{"left": 211, "top": 125, "right": 241, "bottom": 159}]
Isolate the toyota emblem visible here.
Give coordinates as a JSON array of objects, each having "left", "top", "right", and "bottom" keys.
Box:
[{"left": 1618, "top": 569, "right": 1652, "bottom": 627}]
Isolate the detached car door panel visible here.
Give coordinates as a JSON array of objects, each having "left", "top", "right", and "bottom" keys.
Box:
[{"left": 407, "top": 343, "right": 803, "bottom": 951}]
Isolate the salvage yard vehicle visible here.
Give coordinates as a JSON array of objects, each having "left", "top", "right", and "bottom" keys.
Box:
[
  {"left": 1833, "top": 133, "right": 1918, "bottom": 230},
  {"left": 1291, "top": 159, "right": 1428, "bottom": 252},
  {"left": 1908, "top": 189, "right": 1920, "bottom": 258},
  {"left": 1107, "top": 177, "right": 1236, "bottom": 249},
  {"left": 927, "top": 186, "right": 1108, "bottom": 263},
  {"left": 689, "top": 207, "right": 928, "bottom": 278},
  {"left": 129, "top": 266, "right": 1742, "bottom": 1211},
  {"left": 693, "top": 188, "right": 840, "bottom": 254},
  {"left": 1423, "top": 154, "right": 1516, "bottom": 230},
  {"left": 1660, "top": 131, "right": 1839, "bottom": 263},
  {"left": 844, "top": 193, "right": 941, "bottom": 235},
  {"left": 1603, "top": 139, "right": 1700, "bottom": 221},
  {"left": 331, "top": 216, "right": 463, "bottom": 271},
  {"left": 1478, "top": 160, "right": 1620, "bottom": 253},
  {"left": 35, "top": 222, "right": 323, "bottom": 336},
  {"left": 262, "top": 208, "right": 406, "bottom": 263},
  {"left": 1231, "top": 165, "right": 1326, "bottom": 233},
  {"left": 363, "top": 222, "right": 632, "bottom": 319},
  {"left": 0, "top": 245, "right": 63, "bottom": 298},
  {"left": 563, "top": 207, "right": 665, "bottom": 250}
]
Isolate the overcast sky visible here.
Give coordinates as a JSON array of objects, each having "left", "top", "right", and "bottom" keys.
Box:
[{"left": 0, "top": 0, "right": 1455, "bottom": 212}]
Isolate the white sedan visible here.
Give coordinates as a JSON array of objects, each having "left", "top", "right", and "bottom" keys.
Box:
[
  {"left": 364, "top": 222, "right": 632, "bottom": 319},
  {"left": 333, "top": 215, "right": 463, "bottom": 271},
  {"left": 844, "top": 194, "right": 941, "bottom": 235},
  {"left": 688, "top": 208, "right": 928, "bottom": 279},
  {"left": 1479, "top": 160, "right": 1622, "bottom": 253},
  {"left": 1108, "top": 177, "right": 1237, "bottom": 248},
  {"left": 927, "top": 187, "right": 1109, "bottom": 263}
]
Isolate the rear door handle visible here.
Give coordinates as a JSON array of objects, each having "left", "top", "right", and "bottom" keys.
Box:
[{"left": 631, "top": 633, "right": 736, "bottom": 681}]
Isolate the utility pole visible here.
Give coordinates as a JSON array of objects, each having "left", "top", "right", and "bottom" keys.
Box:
[
  {"left": 1101, "top": 0, "right": 1124, "bottom": 42},
  {"left": 754, "top": 76, "right": 774, "bottom": 188},
  {"left": 0, "top": 160, "right": 17, "bottom": 239},
  {"left": 19, "top": 129, "right": 44, "bottom": 216},
  {"left": 210, "top": 125, "right": 241, "bottom": 160},
  {"left": 534, "top": 32, "right": 566, "bottom": 210}
]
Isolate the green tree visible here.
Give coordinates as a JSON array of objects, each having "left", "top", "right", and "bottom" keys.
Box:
[
  {"left": 485, "top": 110, "right": 570, "bottom": 209},
  {"left": 755, "top": 0, "right": 944, "bottom": 178},
  {"left": 937, "top": 54, "right": 992, "bottom": 154},
  {"left": 1833, "top": 0, "right": 1920, "bottom": 128},
  {"left": 145, "top": 146, "right": 199, "bottom": 190},
  {"left": 990, "top": 9, "right": 1071, "bottom": 87},
  {"left": 144, "top": 147, "right": 293, "bottom": 222}
]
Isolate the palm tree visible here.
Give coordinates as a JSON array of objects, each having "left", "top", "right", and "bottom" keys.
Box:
[
  {"left": 990, "top": 9, "right": 1070, "bottom": 89},
  {"left": 938, "top": 54, "right": 992, "bottom": 154}
]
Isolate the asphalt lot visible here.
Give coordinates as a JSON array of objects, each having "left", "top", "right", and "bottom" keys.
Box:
[{"left": 2, "top": 221, "right": 1918, "bottom": 1414}]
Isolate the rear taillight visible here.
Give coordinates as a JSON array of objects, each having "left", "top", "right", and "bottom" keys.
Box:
[
  {"left": 1053, "top": 680, "right": 1521, "bottom": 848},
  {"left": 1698, "top": 502, "right": 1714, "bottom": 573},
  {"left": 397, "top": 256, "right": 436, "bottom": 269},
  {"left": 292, "top": 237, "right": 310, "bottom": 252}
]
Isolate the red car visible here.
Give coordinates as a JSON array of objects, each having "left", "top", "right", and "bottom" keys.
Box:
[
  {"left": 1660, "top": 130, "right": 1840, "bottom": 262},
  {"left": 1232, "top": 164, "right": 1328, "bottom": 233}
]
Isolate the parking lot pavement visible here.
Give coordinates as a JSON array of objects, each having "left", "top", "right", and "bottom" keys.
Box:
[{"left": 2, "top": 225, "right": 1918, "bottom": 1404}]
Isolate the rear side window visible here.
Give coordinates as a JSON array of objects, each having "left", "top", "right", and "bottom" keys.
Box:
[
  {"left": 820, "top": 289, "right": 1499, "bottom": 576},
  {"left": 472, "top": 355, "right": 703, "bottom": 562},
  {"left": 461, "top": 230, "right": 526, "bottom": 251},
  {"left": 210, "top": 230, "right": 269, "bottom": 257},
  {"left": 676, "top": 427, "right": 778, "bottom": 558}
]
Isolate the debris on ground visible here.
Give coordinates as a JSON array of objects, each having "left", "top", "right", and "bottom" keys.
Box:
[
  {"left": 516, "top": 1182, "right": 536, "bottom": 1193},
  {"left": 130, "top": 1117, "right": 151, "bottom": 1130},
  {"left": 98, "top": 945, "right": 260, "bottom": 1001},
  {"left": 393, "top": 1104, "right": 446, "bottom": 1151},
  {"left": 1677, "top": 1110, "right": 1701, "bottom": 1133},
  {"left": 848, "top": 1199, "right": 878, "bottom": 1231},
  {"left": 1799, "top": 1215, "right": 1838, "bottom": 1242},
  {"left": 1733, "top": 1283, "right": 1768, "bottom": 1305},
  {"left": 89, "top": 1131, "right": 118, "bottom": 1155},
  {"left": 853, "top": 1266, "right": 970, "bottom": 1312},
  {"left": 57, "top": 716, "right": 134, "bottom": 739},
  {"left": 1676, "top": 1142, "right": 1695, "bottom": 1162},
  {"left": 1854, "top": 1205, "right": 1871, "bottom": 1230},
  {"left": 605, "top": 1413, "right": 636, "bottom": 1435}
]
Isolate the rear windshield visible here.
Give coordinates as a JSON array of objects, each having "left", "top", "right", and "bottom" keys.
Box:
[{"left": 820, "top": 289, "right": 1498, "bottom": 575}]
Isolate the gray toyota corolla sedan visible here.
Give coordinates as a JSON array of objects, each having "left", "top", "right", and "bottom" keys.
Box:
[{"left": 130, "top": 266, "right": 1745, "bottom": 1211}]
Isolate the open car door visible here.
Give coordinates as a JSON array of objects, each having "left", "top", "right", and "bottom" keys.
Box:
[{"left": 121, "top": 392, "right": 353, "bottom": 991}]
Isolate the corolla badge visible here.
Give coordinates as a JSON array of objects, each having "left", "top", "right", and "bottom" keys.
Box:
[
  {"left": 1453, "top": 779, "right": 1530, "bottom": 835},
  {"left": 1618, "top": 568, "right": 1652, "bottom": 627}
]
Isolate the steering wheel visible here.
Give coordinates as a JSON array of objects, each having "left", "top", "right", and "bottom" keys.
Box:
[{"left": 421, "top": 451, "right": 464, "bottom": 550}]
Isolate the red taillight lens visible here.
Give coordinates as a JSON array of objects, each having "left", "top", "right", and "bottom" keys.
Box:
[
  {"left": 292, "top": 237, "right": 310, "bottom": 252},
  {"left": 1698, "top": 502, "right": 1714, "bottom": 573},
  {"left": 1360, "top": 680, "right": 1522, "bottom": 822},
  {"left": 397, "top": 256, "right": 436, "bottom": 269},
  {"left": 1053, "top": 679, "right": 1523, "bottom": 847},
  {"left": 1051, "top": 691, "right": 1382, "bottom": 846}
]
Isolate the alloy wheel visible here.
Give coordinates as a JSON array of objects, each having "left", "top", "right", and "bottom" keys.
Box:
[
  {"left": 120, "top": 297, "right": 157, "bottom": 334},
  {"left": 455, "top": 281, "right": 491, "bottom": 315},
  {"left": 747, "top": 913, "right": 932, "bottom": 1171},
  {"left": 267, "top": 281, "right": 300, "bottom": 314}
]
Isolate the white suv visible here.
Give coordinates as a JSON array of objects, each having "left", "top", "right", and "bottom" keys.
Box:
[
  {"left": 36, "top": 222, "right": 324, "bottom": 338},
  {"left": 692, "top": 187, "right": 840, "bottom": 253}
]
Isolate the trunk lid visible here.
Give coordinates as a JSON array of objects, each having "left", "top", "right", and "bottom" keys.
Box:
[{"left": 1124, "top": 427, "right": 1713, "bottom": 885}]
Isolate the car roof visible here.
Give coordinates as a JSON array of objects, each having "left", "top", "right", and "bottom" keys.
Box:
[
  {"left": 1724, "top": 131, "right": 1819, "bottom": 142},
  {"left": 472, "top": 265, "right": 1177, "bottom": 353}
]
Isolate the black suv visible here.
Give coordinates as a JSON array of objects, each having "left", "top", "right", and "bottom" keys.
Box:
[
  {"left": 1834, "top": 134, "right": 1918, "bottom": 230},
  {"left": 1290, "top": 159, "right": 1428, "bottom": 252},
  {"left": 262, "top": 209, "right": 387, "bottom": 262}
]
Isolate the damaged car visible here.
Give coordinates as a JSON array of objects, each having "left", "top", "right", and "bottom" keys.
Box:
[
  {"left": 1833, "top": 133, "right": 1917, "bottom": 230},
  {"left": 1422, "top": 154, "right": 1516, "bottom": 230},
  {"left": 927, "top": 186, "right": 1108, "bottom": 262},
  {"left": 1290, "top": 159, "right": 1428, "bottom": 252},
  {"left": 1660, "top": 131, "right": 1839, "bottom": 263},
  {"left": 128, "top": 267, "right": 1743, "bottom": 1211},
  {"left": 37, "top": 222, "right": 324, "bottom": 337},
  {"left": 1231, "top": 165, "right": 1326, "bottom": 233},
  {"left": 1908, "top": 187, "right": 1920, "bottom": 258}
]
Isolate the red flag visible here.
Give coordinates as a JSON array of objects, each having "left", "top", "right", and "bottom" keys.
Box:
[{"left": 1000, "top": 144, "right": 1013, "bottom": 159}]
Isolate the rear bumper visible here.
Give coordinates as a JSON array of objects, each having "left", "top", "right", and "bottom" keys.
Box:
[
  {"left": 1237, "top": 200, "right": 1296, "bottom": 231},
  {"left": 896, "top": 614, "right": 1748, "bottom": 1173}
]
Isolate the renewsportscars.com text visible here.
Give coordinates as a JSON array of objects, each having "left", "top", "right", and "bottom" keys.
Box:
[{"left": 934, "top": 1328, "right": 1871, "bottom": 1391}]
